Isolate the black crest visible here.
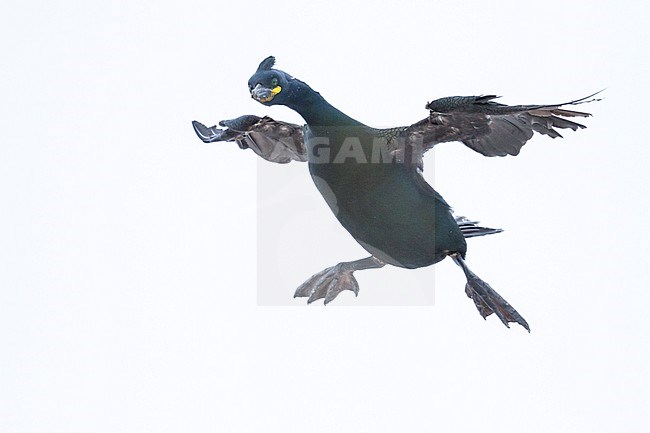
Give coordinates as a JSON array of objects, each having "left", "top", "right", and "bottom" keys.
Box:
[{"left": 256, "top": 56, "right": 276, "bottom": 72}]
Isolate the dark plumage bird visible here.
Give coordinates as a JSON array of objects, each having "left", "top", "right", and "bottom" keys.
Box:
[{"left": 193, "top": 56, "right": 600, "bottom": 331}]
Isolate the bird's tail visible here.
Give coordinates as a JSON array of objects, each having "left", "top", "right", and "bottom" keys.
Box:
[{"left": 455, "top": 216, "right": 503, "bottom": 238}]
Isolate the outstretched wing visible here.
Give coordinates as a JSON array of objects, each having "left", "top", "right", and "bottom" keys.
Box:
[
  {"left": 400, "top": 91, "right": 601, "bottom": 158},
  {"left": 192, "top": 115, "right": 307, "bottom": 163}
]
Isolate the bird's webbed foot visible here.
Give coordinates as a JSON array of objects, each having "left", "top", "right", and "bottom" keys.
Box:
[
  {"left": 294, "top": 263, "right": 359, "bottom": 304},
  {"left": 464, "top": 274, "right": 530, "bottom": 332},
  {"left": 452, "top": 255, "right": 530, "bottom": 332},
  {"left": 294, "top": 256, "right": 385, "bottom": 305}
]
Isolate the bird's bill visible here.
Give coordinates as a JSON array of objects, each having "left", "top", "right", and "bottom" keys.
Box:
[{"left": 251, "top": 83, "right": 282, "bottom": 103}]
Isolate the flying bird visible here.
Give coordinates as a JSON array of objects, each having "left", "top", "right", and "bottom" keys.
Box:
[{"left": 193, "top": 56, "right": 600, "bottom": 331}]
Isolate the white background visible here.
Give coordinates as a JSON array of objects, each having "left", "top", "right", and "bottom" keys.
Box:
[{"left": 2, "top": 0, "right": 649, "bottom": 431}]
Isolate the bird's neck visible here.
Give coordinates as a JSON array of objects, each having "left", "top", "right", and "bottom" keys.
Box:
[{"left": 285, "top": 80, "right": 362, "bottom": 127}]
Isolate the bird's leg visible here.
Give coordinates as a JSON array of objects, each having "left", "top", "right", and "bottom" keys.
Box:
[
  {"left": 294, "top": 256, "right": 386, "bottom": 305},
  {"left": 451, "top": 254, "right": 530, "bottom": 332}
]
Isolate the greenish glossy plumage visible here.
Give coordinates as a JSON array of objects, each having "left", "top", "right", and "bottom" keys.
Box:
[{"left": 271, "top": 78, "right": 466, "bottom": 268}]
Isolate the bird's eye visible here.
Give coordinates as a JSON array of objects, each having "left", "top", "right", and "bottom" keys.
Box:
[{"left": 271, "top": 77, "right": 279, "bottom": 87}]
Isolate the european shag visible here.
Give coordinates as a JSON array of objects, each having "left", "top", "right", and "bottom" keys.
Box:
[{"left": 193, "top": 56, "right": 600, "bottom": 331}]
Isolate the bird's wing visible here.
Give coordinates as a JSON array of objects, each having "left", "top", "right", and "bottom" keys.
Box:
[
  {"left": 192, "top": 115, "right": 307, "bottom": 163},
  {"left": 399, "top": 91, "right": 602, "bottom": 159}
]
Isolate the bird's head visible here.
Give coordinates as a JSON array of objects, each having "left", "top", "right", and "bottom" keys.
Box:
[{"left": 248, "top": 56, "right": 294, "bottom": 106}]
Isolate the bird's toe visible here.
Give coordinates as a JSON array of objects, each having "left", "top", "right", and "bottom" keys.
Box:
[{"left": 323, "top": 271, "right": 359, "bottom": 305}]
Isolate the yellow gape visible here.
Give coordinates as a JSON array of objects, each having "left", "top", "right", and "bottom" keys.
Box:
[{"left": 259, "top": 86, "right": 282, "bottom": 103}]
